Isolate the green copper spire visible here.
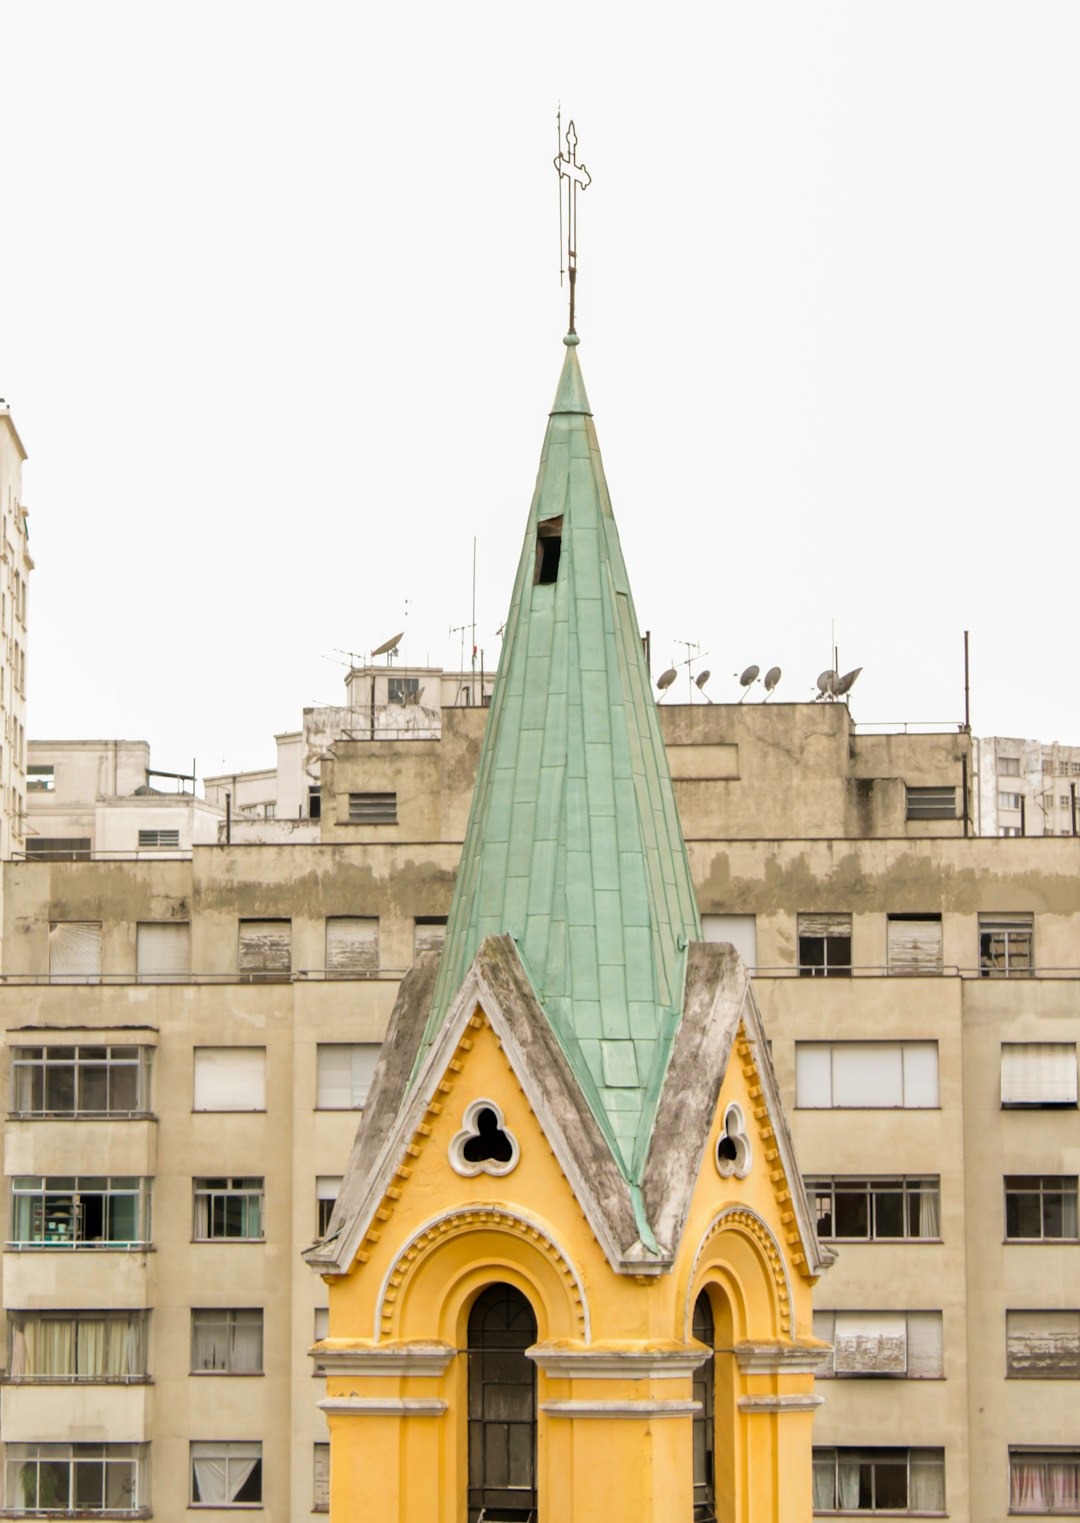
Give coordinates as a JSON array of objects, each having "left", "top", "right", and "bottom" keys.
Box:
[{"left": 423, "top": 336, "right": 701, "bottom": 1182}]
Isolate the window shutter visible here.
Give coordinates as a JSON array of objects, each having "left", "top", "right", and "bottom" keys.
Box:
[
  {"left": 316, "top": 1044, "right": 379, "bottom": 1108},
  {"left": 325, "top": 918, "right": 379, "bottom": 975},
  {"left": 49, "top": 922, "right": 101, "bottom": 978},
  {"left": 137, "top": 923, "right": 191, "bottom": 978},
  {"left": 238, "top": 921, "right": 291, "bottom": 975},
  {"left": 316, "top": 1175, "right": 342, "bottom": 1202},
  {"left": 701, "top": 914, "right": 758, "bottom": 970},
  {"left": 906, "top": 1312, "right": 944, "bottom": 1378},
  {"left": 833, "top": 1312, "right": 908, "bottom": 1374},
  {"left": 812, "top": 1311, "right": 836, "bottom": 1376},
  {"left": 1002, "top": 1044, "right": 1078, "bottom": 1105},
  {"left": 413, "top": 919, "right": 447, "bottom": 957},
  {"left": 1007, "top": 1310, "right": 1080, "bottom": 1377},
  {"left": 797, "top": 913, "right": 851, "bottom": 939},
  {"left": 795, "top": 1045, "right": 834, "bottom": 1107},
  {"left": 902, "top": 1044, "right": 940, "bottom": 1106},
  {"left": 314, "top": 1445, "right": 330, "bottom": 1511},
  {"left": 347, "top": 792, "right": 397, "bottom": 824},
  {"left": 832, "top": 1044, "right": 904, "bottom": 1108},
  {"left": 193, "top": 1048, "right": 267, "bottom": 1111},
  {"left": 887, "top": 918, "right": 943, "bottom": 975}
]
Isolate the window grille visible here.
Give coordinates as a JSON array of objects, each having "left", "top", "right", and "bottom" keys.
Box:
[
  {"left": 347, "top": 791, "right": 397, "bottom": 824},
  {"left": 905, "top": 786, "right": 956, "bottom": 820}
]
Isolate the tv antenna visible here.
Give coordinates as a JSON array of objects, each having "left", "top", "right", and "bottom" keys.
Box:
[
  {"left": 674, "top": 639, "right": 709, "bottom": 702},
  {"left": 554, "top": 110, "right": 591, "bottom": 335}
]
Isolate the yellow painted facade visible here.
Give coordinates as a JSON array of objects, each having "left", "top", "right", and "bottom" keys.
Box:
[{"left": 317, "top": 996, "right": 825, "bottom": 1522}]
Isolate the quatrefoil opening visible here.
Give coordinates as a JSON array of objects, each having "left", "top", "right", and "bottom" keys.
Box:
[
  {"left": 449, "top": 1099, "right": 520, "bottom": 1178},
  {"left": 715, "top": 1102, "right": 752, "bottom": 1180}
]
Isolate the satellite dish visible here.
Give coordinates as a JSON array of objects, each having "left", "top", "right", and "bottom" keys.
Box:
[
  {"left": 736, "top": 665, "right": 759, "bottom": 704},
  {"left": 656, "top": 667, "right": 678, "bottom": 697},
  {"left": 816, "top": 669, "right": 839, "bottom": 699},
  {"left": 835, "top": 666, "right": 862, "bottom": 697},
  {"left": 695, "top": 669, "right": 711, "bottom": 689},
  {"left": 763, "top": 665, "right": 781, "bottom": 698},
  {"left": 371, "top": 631, "right": 405, "bottom": 658}
]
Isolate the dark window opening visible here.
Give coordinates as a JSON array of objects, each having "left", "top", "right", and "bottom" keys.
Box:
[
  {"left": 308, "top": 786, "right": 321, "bottom": 821},
  {"left": 462, "top": 1107, "right": 514, "bottom": 1165},
  {"left": 692, "top": 1291, "right": 716, "bottom": 1522},
  {"left": 717, "top": 1134, "right": 738, "bottom": 1164},
  {"left": 534, "top": 517, "right": 563, "bottom": 586},
  {"left": 467, "top": 1283, "right": 537, "bottom": 1523}
]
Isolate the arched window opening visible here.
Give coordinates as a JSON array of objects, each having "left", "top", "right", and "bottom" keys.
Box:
[
  {"left": 467, "top": 1282, "right": 538, "bottom": 1523},
  {"left": 693, "top": 1290, "right": 717, "bottom": 1523}
]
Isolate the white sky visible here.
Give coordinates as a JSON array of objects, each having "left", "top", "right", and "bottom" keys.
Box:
[{"left": 2, "top": 2, "right": 1078, "bottom": 778}]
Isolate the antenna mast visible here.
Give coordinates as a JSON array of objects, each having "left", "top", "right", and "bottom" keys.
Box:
[{"left": 554, "top": 110, "right": 591, "bottom": 335}]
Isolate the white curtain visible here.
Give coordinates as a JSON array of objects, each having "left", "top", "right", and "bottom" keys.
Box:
[
  {"left": 812, "top": 1460, "right": 836, "bottom": 1510},
  {"left": 917, "top": 1187, "right": 941, "bottom": 1238},
  {"left": 193, "top": 1448, "right": 259, "bottom": 1504},
  {"left": 1062, "top": 1191, "right": 1079, "bottom": 1238},
  {"left": 23, "top": 1319, "right": 73, "bottom": 1376},
  {"left": 231, "top": 1316, "right": 262, "bottom": 1372},
  {"left": 193, "top": 1458, "right": 229, "bottom": 1505},
  {"left": 1010, "top": 1457, "right": 1078, "bottom": 1512},
  {"left": 909, "top": 1452, "right": 945, "bottom": 1511},
  {"left": 837, "top": 1459, "right": 860, "bottom": 1509}
]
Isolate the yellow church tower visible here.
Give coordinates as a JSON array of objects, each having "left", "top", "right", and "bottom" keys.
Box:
[{"left": 305, "top": 131, "right": 831, "bottom": 1523}]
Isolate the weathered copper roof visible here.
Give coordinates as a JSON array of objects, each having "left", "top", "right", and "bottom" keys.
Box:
[{"left": 421, "top": 336, "right": 701, "bottom": 1181}]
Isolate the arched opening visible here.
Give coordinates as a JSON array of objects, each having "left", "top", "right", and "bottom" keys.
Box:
[
  {"left": 692, "top": 1290, "right": 717, "bottom": 1523},
  {"left": 467, "top": 1282, "right": 538, "bottom": 1522}
]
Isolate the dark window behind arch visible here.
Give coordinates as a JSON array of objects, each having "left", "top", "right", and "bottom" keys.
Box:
[
  {"left": 467, "top": 1283, "right": 538, "bottom": 1522},
  {"left": 693, "top": 1290, "right": 717, "bottom": 1522}
]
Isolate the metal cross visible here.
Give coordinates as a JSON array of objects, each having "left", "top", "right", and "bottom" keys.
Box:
[{"left": 554, "top": 111, "right": 591, "bottom": 335}]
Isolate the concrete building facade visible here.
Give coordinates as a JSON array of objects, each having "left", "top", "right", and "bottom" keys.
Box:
[
  {"left": 0, "top": 401, "right": 32, "bottom": 870},
  {"left": 975, "top": 734, "right": 1080, "bottom": 838}
]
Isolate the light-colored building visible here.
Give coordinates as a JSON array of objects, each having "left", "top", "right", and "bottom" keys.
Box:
[
  {"left": 975, "top": 734, "right": 1080, "bottom": 838},
  {"left": 0, "top": 400, "right": 32, "bottom": 866}
]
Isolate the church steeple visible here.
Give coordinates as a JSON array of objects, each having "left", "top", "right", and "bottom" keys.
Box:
[{"left": 423, "top": 334, "right": 701, "bottom": 1181}]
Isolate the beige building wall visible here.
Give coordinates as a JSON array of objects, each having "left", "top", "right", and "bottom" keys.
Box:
[{"left": 0, "top": 404, "right": 32, "bottom": 870}]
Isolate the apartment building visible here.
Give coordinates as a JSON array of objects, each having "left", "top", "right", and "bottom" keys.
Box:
[
  {"left": 0, "top": 401, "right": 32, "bottom": 871},
  {"left": 3, "top": 696, "right": 1077, "bottom": 1520},
  {"left": 975, "top": 734, "right": 1080, "bottom": 838}
]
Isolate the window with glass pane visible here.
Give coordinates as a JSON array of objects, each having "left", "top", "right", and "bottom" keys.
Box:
[
  {"left": 191, "top": 1309, "right": 263, "bottom": 1373},
  {"left": 10, "top": 1046, "right": 151, "bottom": 1117},
  {"left": 10, "top": 1177, "right": 150, "bottom": 1248},
  {"left": 8, "top": 1311, "right": 147, "bottom": 1381},
  {"left": 190, "top": 1442, "right": 262, "bottom": 1506},
  {"left": 980, "top": 913, "right": 1034, "bottom": 976},
  {"left": 4, "top": 1443, "right": 147, "bottom": 1514},
  {"left": 192, "top": 1178, "right": 264, "bottom": 1240},
  {"left": 1005, "top": 1177, "right": 1079, "bottom": 1240},
  {"left": 316, "top": 1043, "right": 379, "bottom": 1108},
  {"left": 1010, "top": 1449, "right": 1080, "bottom": 1514},
  {"left": 316, "top": 1177, "right": 342, "bottom": 1236},
  {"left": 313, "top": 1307, "right": 329, "bottom": 1376},
  {"left": 797, "top": 912, "right": 851, "bottom": 977},
  {"left": 807, "top": 1177, "right": 941, "bottom": 1241},
  {"left": 813, "top": 1447, "right": 945, "bottom": 1513}
]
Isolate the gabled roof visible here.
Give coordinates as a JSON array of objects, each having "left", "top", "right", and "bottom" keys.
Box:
[{"left": 420, "top": 337, "right": 701, "bottom": 1180}]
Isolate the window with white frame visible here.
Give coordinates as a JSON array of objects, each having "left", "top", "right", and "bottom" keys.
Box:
[
  {"left": 797, "top": 912, "right": 851, "bottom": 977},
  {"left": 999, "top": 792, "right": 1023, "bottom": 810},
  {"left": 886, "top": 915, "right": 943, "bottom": 975},
  {"left": 136, "top": 921, "right": 190, "bottom": 980},
  {"left": 999, "top": 757, "right": 1021, "bottom": 777},
  {"left": 980, "top": 913, "right": 1034, "bottom": 977},
  {"left": 796, "top": 1042, "right": 938, "bottom": 1109},
  {"left": 313, "top": 1307, "right": 329, "bottom": 1376},
  {"left": 10, "top": 1177, "right": 151, "bottom": 1249},
  {"left": 1001, "top": 826, "right": 1022, "bottom": 838},
  {"left": 316, "top": 1177, "right": 342, "bottom": 1236},
  {"left": 4, "top": 1443, "right": 149, "bottom": 1514},
  {"left": 316, "top": 1044, "right": 379, "bottom": 1109},
  {"left": 1009, "top": 1449, "right": 1080, "bottom": 1514},
  {"left": 193, "top": 1048, "right": 266, "bottom": 1112},
  {"left": 1005, "top": 1177, "right": 1078, "bottom": 1241},
  {"left": 413, "top": 916, "right": 448, "bottom": 958},
  {"left": 190, "top": 1441, "right": 262, "bottom": 1507},
  {"left": 10, "top": 1046, "right": 151, "bottom": 1117},
  {"left": 812, "top": 1311, "right": 943, "bottom": 1378},
  {"left": 8, "top": 1311, "right": 147, "bottom": 1381},
  {"left": 325, "top": 917, "right": 379, "bottom": 976},
  {"left": 48, "top": 921, "right": 101, "bottom": 982},
  {"left": 191, "top": 1309, "right": 263, "bottom": 1374},
  {"left": 807, "top": 1177, "right": 941, "bottom": 1241},
  {"left": 1007, "top": 1311, "right": 1080, "bottom": 1379},
  {"left": 813, "top": 1447, "right": 945, "bottom": 1514},
  {"left": 314, "top": 1443, "right": 330, "bottom": 1511},
  {"left": 1001, "top": 1045, "right": 1078, "bottom": 1108},
  {"left": 192, "top": 1178, "right": 264, "bottom": 1241},
  {"left": 26, "top": 764, "right": 54, "bottom": 792},
  {"left": 702, "top": 913, "right": 758, "bottom": 971},
  {"left": 237, "top": 919, "right": 291, "bottom": 980}
]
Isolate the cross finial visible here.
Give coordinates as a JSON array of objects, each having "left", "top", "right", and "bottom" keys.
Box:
[{"left": 554, "top": 110, "right": 591, "bottom": 336}]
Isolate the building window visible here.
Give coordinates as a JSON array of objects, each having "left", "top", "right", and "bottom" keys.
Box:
[
  {"left": 1001, "top": 1045, "right": 1078, "bottom": 1108},
  {"left": 313, "top": 1308, "right": 329, "bottom": 1376},
  {"left": 193, "top": 1048, "right": 267, "bottom": 1112},
  {"left": 886, "top": 914, "right": 943, "bottom": 975},
  {"left": 325, "top": 917, "right": 379, "bottom": 976},
  {"left": 1000, "top": 757, "right": 1021, "bottom": 777},
  {"left": 797, "top": 912, "right": 851, "bottom": 977},
  {"left": 237, "top": 919, "right": 291, "bottom": 981},
  {"left": 413, "top": 916, "right": 448, "bottom": 958},
  {"left": 48, "top": 921, "right": 101, "bottom": 982},
  {"left": 534, "top": 515, "right": 563, "bottom": 585},
  {"left": 807, "top": 1177, "right": 941, "bottom": 1241},
  {"left": 980, "top": 912, "right": 1034, "bottom": 976},
  {"left": 191, "top": 1309, "right": 264, "bottom": 1374},
  {"left": 264, "top": 802, "right": 276, "bottom": 820},
  {"left": 316, "top": 1177, "right": 342, "bottom": 1236},
  {"left": 9, "top": 1311, "right": 147, "bottom": 1381},
  {"left": 136, "top": 921, "right": 190, "bottom": 981},
  {"left": 1007, "top": 1311, "right": 1080, "bottom": 1379},
  {"left": 702, "top": 913, "right": 758, "bottom": 972},
  {"left": 10, "top": 1177, "right": 151, "bottom": 1249},
  {"left": 388, "top": 676, "right": 420, "bottom": 705},
  {"left": 137, "top": 828, "right": 180, "bottom": 849},
  {"left": 812, "top": 1311, "right": 943, "bottom": 1378},
  {"left": 3, "top": 1443, "right": 148, "bottom": 1514},
  {"left": 1005, "top": 1177, "right": 1078, "bottom": 1241},
  {"left": 314, "top": 1443, "right": 330, "bottom": 1512},
  {"left": 308, "top": 785, "right": 321, "bottom": 820},
  {"left": 999, "top": 791, "right": 1023, "bottom": 810},
  {"left": 796, "top": 1042, "right": 938, "bottom": 1109},
  {"left": 10, "top": 1046, "right": 151, "bottom": 1118},
  {"left": 25, "top": 836, "right": 92, "bottom": 860},
  {"left": 193, "top": 1178, "right": 264, "bottom": 1241},
  {"left": 812, "top": 1447, "right": 944, "bottom": 1514},
  {"left": 905, "top": 786, "right": 956, "bottom": 821},
  {"left": 316, "top": 1044, "right": 379, "bottom": 1109},
  {"left": 26, "top": 764, "right": 54, "bottom": 792},
  {"left": 347, "top": 791, "right": 398, "bottom": 824},
  {"left": 190, "top": 1442, "right": 262, "bottom": 1507},
  {"left": 1000, "top": 826, "right": 1022, "bottom": 838},
  {"left": 1009, "top": 1449, "right": 1080, "bottom": 1514}
]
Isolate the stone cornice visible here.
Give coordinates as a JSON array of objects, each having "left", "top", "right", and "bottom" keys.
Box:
[
  {"left": 527, "top": 1342, "right": 709, "bottom": 1379},
  {"left": 314, "top": 1340, "right": 456, "bottom": 1378},
  {"left": 735, "top": 1339, "right": 831, "bottom": 1375},
  {"left": 317, "top": 1396, "right": 447, "bottom": 1417},
  {"left": 738, "top": 1393, "right": 824, "bottom": 1413},
  {"left": 541, "top": 1398, "right": 700, "bottom": 1419}
]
